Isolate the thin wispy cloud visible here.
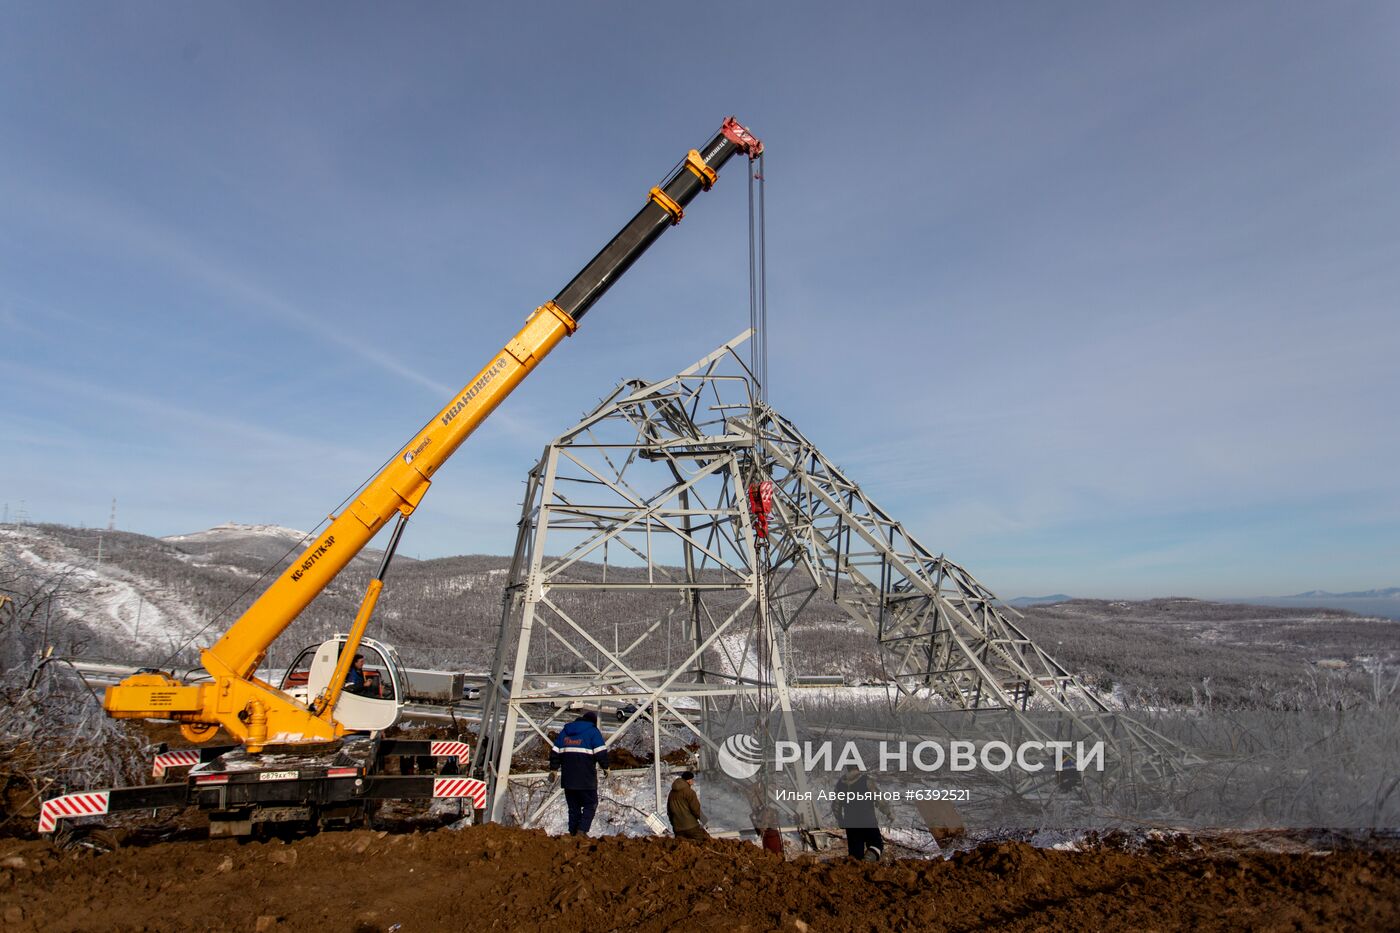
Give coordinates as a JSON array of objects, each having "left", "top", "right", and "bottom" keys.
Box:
[
  {"left": 3, "top": 360, "right": 366, "bottom": 465},
  {"left": 1, "top": 171, "right": 455, "bottom": 398}
]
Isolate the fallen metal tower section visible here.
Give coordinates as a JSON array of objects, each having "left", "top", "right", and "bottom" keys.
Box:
[
  {"left": 475, "top": 332, "right": 1168, "bottom": 832},
  {"left": 751, "top": 407, "right": 1101, "bottom": 713}
]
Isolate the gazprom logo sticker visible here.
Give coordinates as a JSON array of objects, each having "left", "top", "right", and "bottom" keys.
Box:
[{"left": 718, "top": 733, "right": 763, "bottom": 779}]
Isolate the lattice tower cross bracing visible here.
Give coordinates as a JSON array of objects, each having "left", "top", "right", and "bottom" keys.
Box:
[{"left": 473, "top": 332, "right": 1164, "bottom": 835}]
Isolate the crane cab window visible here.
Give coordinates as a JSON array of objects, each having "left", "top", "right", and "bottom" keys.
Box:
[
  {"left": 280, "top": 642, "right": 396, "bottom": 701},
  {"left": 281, "top": 648, "right": 315, "bottom": 692},
  {"left": 343, "top": 645, "right": 396, "bottom": 700}
]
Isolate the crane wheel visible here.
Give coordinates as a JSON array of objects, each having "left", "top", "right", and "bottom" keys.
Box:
[
  {"left": 55, "top": 825, "right": 121, "bottom": 853},
  {"left": 179, "top": 722, "right": 220, "bottom": 744}
]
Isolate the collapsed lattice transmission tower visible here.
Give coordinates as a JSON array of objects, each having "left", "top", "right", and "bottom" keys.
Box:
[{"left": 475, "top": 332, "right": 1160, "bottom": 832}]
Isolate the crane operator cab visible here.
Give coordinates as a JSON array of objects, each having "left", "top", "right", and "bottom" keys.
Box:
[{"left": 280, "top": 635, "right": 407, "bottom": 732}]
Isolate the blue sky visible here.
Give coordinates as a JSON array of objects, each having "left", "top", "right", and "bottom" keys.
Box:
[{"left": 2, "top": 2, "right": 1396, "bottom": 598}]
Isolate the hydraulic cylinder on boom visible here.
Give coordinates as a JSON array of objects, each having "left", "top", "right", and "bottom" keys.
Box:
[{"left": 103, "top": 117, "right": 764, "bottom": 751}]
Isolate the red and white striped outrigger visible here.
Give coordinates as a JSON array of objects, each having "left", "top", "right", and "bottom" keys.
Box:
[
  {"left": 428, "top": 740, "right": 471, "bottom": 759},
  {"left": 37, "top": 791, "right": 111, "bottom": 833},
  {"left": 432, "top": 777, "right": 487, "bottom": 809},
  {"left": 151, "top": 749, "right": 202, "bottom": 779}
]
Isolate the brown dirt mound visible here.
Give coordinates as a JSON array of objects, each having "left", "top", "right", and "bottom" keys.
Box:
[{"left": 1, "top": 825, "right": 1396, "bottom": 932}]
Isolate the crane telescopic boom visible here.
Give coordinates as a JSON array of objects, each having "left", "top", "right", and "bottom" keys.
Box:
[{"left": 103, "top": 117, "right": 763, "bottom": 750}]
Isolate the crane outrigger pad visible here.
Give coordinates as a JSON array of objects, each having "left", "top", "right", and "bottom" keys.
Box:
[{"left": 39, "top": 783, "right": 187, "bottom": 833}]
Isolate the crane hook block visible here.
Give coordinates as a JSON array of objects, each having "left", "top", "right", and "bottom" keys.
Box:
[{"left": 748, "top": 481, "right": 774, "bottom": 538}]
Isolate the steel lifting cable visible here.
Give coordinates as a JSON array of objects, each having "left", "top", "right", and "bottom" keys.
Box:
[
  {"left": 747, "top": 153, "right": 769, "bottom": 407},
  {"left": 746, "top": 150, "right": 779, "bottom": 821},
  {"left": 758, "top": 153, "right": 768, "bottom": 405}
]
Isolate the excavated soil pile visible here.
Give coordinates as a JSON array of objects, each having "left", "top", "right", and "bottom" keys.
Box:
[{"left": 1, "top": 825, "right": 1396, "bottom": 932}]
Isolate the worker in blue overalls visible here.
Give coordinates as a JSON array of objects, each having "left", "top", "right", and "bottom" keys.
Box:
[{"left": 549, "top": 710, "right": 610, "bottom": 835}]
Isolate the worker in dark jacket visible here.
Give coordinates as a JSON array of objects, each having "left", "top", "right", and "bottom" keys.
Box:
[
  {"left": 832, "top": 765, "right": 894, "bottom": 861},
  {"left": 344, "top": 654, "right": 368, "bottom": 695},
  {"left": 666, "top": 771, "right": 709, "bottom": 841},
  {"left": 548, "top": 710, "right": 610, "bottom": 836}
]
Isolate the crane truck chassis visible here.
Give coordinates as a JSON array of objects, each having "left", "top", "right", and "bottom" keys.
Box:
[
  {"left": 39, "top": 116, "right": 763, "bottom": 838},
  {"left": 41, "top": 737, "right": 483, "bottom": 838}
]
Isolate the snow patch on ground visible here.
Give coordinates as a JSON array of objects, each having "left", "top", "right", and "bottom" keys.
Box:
[
  {"left": 499, "top": 771, "right": 756, "bottom": 842},
  {"left": 427, "top": 575, "right": 479, "bottom": 595},
  {"left": 493, "top": 772, "right": 1093, "bottom": 862},
  {"left": 1028, "top": 829, "right": 1088, "bottom": 851},
  {"left": 715, "top": 628, "right": 759, "bottom": 680},
  {"left": 160, "top": 545, "right": 261, "bottom": 578}
]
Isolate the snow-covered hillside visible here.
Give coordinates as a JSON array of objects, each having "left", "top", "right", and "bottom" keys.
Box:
[
  {"left": 0, "top": 525, "right": 207, "bottom": 652},
  {"left": 3, "top": 523, "right": 1393, "bottom": 709},
  {"left": 0, "top": 523, "right": 515, "bottom": 668}
]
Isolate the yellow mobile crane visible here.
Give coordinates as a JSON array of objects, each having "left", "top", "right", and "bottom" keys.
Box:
[{"left": 40, "top": 117, "right": 763, "bottom": 838}]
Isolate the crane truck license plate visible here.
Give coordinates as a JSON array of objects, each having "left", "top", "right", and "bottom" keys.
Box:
[{"left": 258, "top": 771, "right": 298, "bottom": 782}]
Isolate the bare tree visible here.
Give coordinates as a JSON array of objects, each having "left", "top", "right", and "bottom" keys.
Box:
[{"left": 0, "top": 555, "right": 146, "bottom": 834}]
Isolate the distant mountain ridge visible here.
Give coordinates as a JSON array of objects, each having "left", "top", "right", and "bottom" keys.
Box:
[
  {"left": 1006, "top": 594, "right": 1073, "bottom": 608},
  {"left": 162, "top": 522, "right": 407, "bottom": 569},
  {"left": 1285, "top": 587, "right": 1400, "bottom": 600},
  {"left": 1230, "top": 589, "right": 1400, "bottom": 622},
  {"left": 1005, "top": 589, "right": 1400, "bottom": 621}
]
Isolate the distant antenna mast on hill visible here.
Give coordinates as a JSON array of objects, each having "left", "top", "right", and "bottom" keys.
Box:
[{"left": 108, "top": 498, "right": 117, "bottom": 531}]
